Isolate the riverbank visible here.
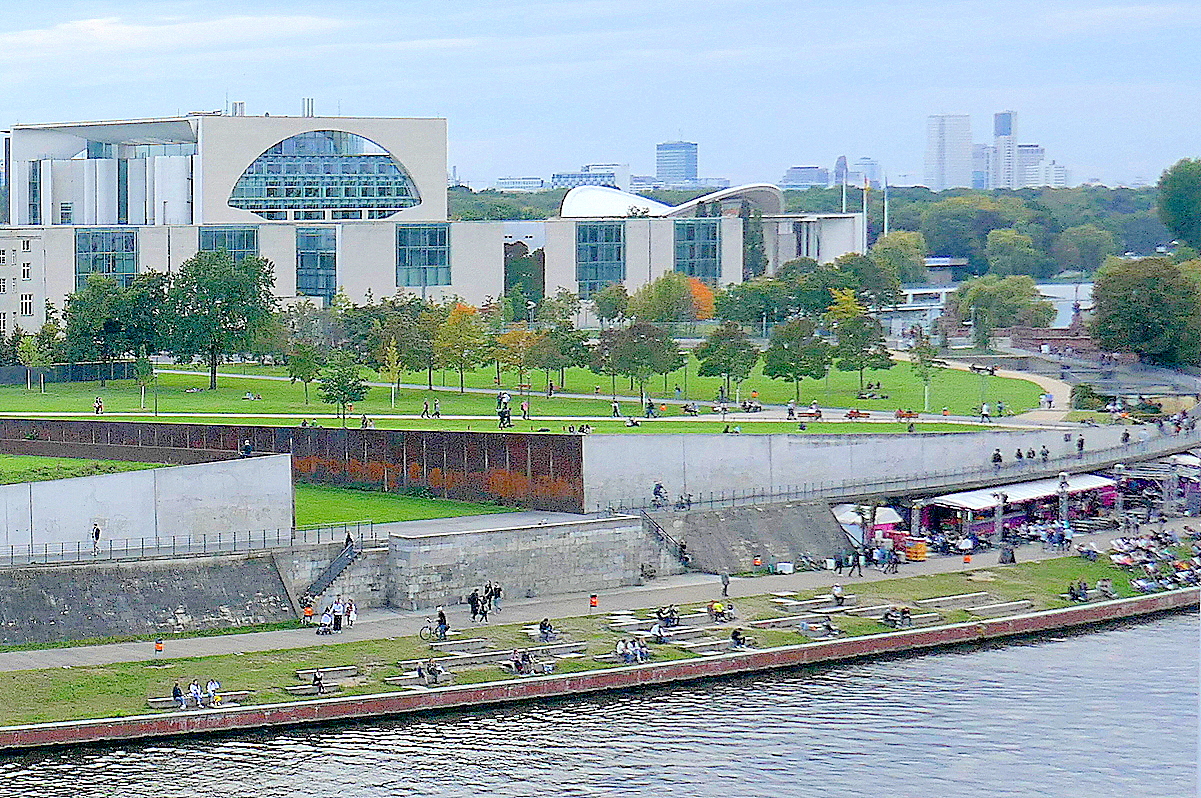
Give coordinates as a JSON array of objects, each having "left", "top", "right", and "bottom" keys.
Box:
[{"left": 0, "top": 588, "right": 1193, "bottom": 752}]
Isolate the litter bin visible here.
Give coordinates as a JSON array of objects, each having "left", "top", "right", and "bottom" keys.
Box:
[{"left": 775, "top": 562, "right": 795, "bottom": 575}]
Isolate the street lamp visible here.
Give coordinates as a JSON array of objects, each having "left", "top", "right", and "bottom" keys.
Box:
[
  {"left": 1057, "top": 472, "right": 1070, "bottom": 527},
  {"left": 1113, "top": 463, "right": 1126, "bottom": 529},
  {"left": 992, "top": 491, "right": 1008, "bottom": 542}
]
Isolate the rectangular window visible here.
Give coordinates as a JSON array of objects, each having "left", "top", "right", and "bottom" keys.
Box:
[
  {"left": 27, "top": 161, "right": 41, "bottom": 226},
  {"left": 74, "top": 228, "right": 138, "bottom": 290},
  {"left": 21, "top": 240, "right": 30, "bottom": 252},
  {"left": 58, "top": 203, "right": 74, "bottom": 225},
  {"left": 0, "top": 278, "right": 7, "bottom": 294},
  {"left": 395, "top": 224, "right": 451, "bottom": 288},
  {"left": 295, "top": 210, "right": 325, "bottom": 220},
  {"left": 21, "top": 263, "right": 30, "bottom": 281},
  {"left": 19, "top": 294, "right": 33, "bottom": 317},
  {"left": 575, "top": 222, "right": 625, "bottom": 299},
  {"left": 0, "top": 251, "right": 6, "bottom": 265},
  {"left": 199, "top": 226, "right": 259, "bottom": 262},
  {"left": 116, "top": 159, "right": 129, "bottom": 225},
  {"left": 0, "top": 313, "right": 6, "bottom": 337},
  {"left": 296, "top": 227, "right": 337, "bottom": 301},
  {"left": 673, "top": 219, "right": 721, "bottom": 286}
]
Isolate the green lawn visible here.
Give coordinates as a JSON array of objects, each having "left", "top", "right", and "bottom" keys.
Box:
[
  {"left": 0, "top": 454, "right": 159, "bottom": 485},
  {"left": 293, "top": 484, "right": 515, "bottom": 526}
]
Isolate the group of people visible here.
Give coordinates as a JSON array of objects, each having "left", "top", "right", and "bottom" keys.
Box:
[
  {"left": 171, "top": 678, "right": 222, "bottom": 709},
  {"left": 419, "top": 399, "right": 442, "bottom": 419},
  {"left": 467, "top": 582, "right": 503, "bottom": 622},
  {"left": 496, "top": 392, "right": 515, "bottom": 428},
  {"left": 304, "top": 595, "right": 357, "bottom": 635},
  {"left": 615, "top": 638, "right": 651, "bottom": 663},
  {"left": 992, "top": 445, "right": 1052, "bottom": 468},
  {"left": 706, "top": 599, "right": 735, "bottom": 623},
  {"left": 508, "top": 648, "right": 553, "bottom": 675},
  {"left": 881, "top": 607, "right": 913, "bottom": 628},
  {"left": 654, "top": 605, "right": 682, "bottom": 627}
]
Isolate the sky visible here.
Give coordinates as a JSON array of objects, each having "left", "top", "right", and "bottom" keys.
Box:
[{"left": 1, "top": 0, "right": 1198, "bottom": 187}]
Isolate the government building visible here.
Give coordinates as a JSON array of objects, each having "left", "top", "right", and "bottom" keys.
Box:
[{"left": 1, "top": 112, "right": 863, "bottom": 330}]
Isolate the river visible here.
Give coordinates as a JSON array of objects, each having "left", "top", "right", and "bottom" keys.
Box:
[{"left": 0, "top": 612, "right": 1195, "bottom": 798}]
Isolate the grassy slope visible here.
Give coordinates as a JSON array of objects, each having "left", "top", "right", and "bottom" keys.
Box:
[
  {"left": 0, "top": 454, "right": 159, "bottom": 484},
  {"left": 0, "top": 553, "right": 1166, "bottom": 726},
  {"left": 293, "top": 484, "right": 514, "bottom": 526}
]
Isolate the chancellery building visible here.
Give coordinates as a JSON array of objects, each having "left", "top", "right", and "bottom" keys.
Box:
[{"left": 0, "top": 111, "right": 863, "bottom": 330}]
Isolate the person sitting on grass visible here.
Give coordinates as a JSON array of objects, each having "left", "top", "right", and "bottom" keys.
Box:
[
  {"left": 538, "top": 618, "right": 556, "bottom": 643},
  {"left": 730, "top": 628, "right": 747, "bottom": 648},
  {"left": 1096, "top": 578, "right": 1118, "bottom": 600}
]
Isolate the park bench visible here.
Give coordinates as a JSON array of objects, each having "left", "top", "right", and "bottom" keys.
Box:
[
  {"left": 771, "top": 595, "right": 856, "bottom": 612},
  {"left": 516, "top": 383, "right": 532, "bottom": 391},
  {"left": 966, "top": 599, "right": 1034, "bottom": 617},
  {"left": 915, "top": 592, "right": 993, "bottom": 610},
  {"left": 399, "top": 640, "right": 586, "bottom": 670},
  {"left": 295, "top": 666, "right": 358, "bottom": 681},
  {"left": 428, "top": 637, "right": 492, "bottom": 653},
  {"left": 384, "top": 669, "right": 456, "bottom": 687},
  {"left": 844, "top": 410, "right": 871, "bottom": 419},
  {"left": 147, "top": 690, "right": 251, "bottom": 710},
  {"left": 796, "top": 410, "right": 823, "bottom": 420},
  {"left": 894, "top": 409, "right": 920, "bottom": 419},
  {"left": 1059, "top": 589, "right": 1106, "bottom": 602},
  {"left": 284, "top": 683, "right": 343, "bottom": 696}
]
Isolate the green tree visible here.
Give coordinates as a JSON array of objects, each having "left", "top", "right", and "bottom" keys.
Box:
[
  {"left": 530, "top": 325, "right": 591, "bottom": 388},
  {"left": 715, "top": 278, "right": 790, "bottom": 325},
  {"left": 602, "top": 321, "right": 684, "bottom": 401},
  {"left": 694, "top": 320, "right": 760, "bottom": 397},
  {"left": 907, "top": 328, "right": 946, "bottom": 411},
  {"left": 985, "top": 228, "right": 1051, "bottom": 277},
  {"left": 503, "top": 242, "right": 545, "bottom": 304},
  {"left": 287, "top": 343, "right": 323, "bottom": 404},
  {"left": 536, "top": 287, "right": 581, "bottom": 326},
  {"left": 117, "top": 272, "right": 168, "bottom": 358},
  {"left": 920, "top": 195, "right": 1018, "bottom": 272},
  {"left": 134, "top": 356, "right": 153, "bottom": 409},
  {"left": 592, "top": 282, "right": 629, "bottom": 327},
  {"left": 63, "top": 275, "right": 126, "bottom": 386},
  {"left": 495, "top": 326, "right": 544, "bottom": 391},
  {"left": 1053, "top": 224, "right": 1118, "bottom": 274},
  {"left": 831, "top": 314, "right": 893, "bottom": 390},
  {"left": 162, "top": 251, "right": 275, "bottom": 389},
  {"left": 434, "top": 303, "right": 492, "bottom": 392},
  {"left": 835, "top": 252, "right": 902, "bottom": 308},
  {"left": 947, "top": 274, "right": 1056, "bottom": 347},
  {"left": 870, "top": 231, "right": 927, "bottom": 284},
  {"left": 1158, "top": 158, "right": 1201, "bottom": 249},
  {"left": 16, "top": 335, "right": 51, "bottom": 392},
  {"left": 762, "top": 317, "right": 832, "bottom": 401},
  {"left": 627, "top": 272, "right": 695, "bottom": 323},
  {"left": 378, "top": 337, "right": 401, "bottom": 408},
  {"left": 789, "top": 265, "right": 859, "bottom": 318},
  {"left": 1091, "top": 257, "right": 1201, "bottom": 366},
  {"left": 317, "top": 350, "right": 370, "bottom": 426}
]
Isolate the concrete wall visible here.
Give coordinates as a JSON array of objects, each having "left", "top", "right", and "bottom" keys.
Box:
[
  {"left": 582, "top": 427, "right": 1130, "bottom": 509},
  {"left": 0, "top": 454, "right": 293, "bottom": 548},
  {"left": 388, "top": 516, "right": 683, "bottom": 610},
  {"left": 276, "top": 542, "right": 390, "bottom": 609},
  {"left": 0, "top": 553, "right": 295, "bottom": 644}
]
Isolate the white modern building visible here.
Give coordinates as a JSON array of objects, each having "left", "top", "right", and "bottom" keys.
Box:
[
  {"left": 924, "top": 115, "right": 973, "bottom": 191},
  {"left": 0, "top": 113, "right": 864, "bottom": 333},
  {"left": 494, "top": 176, "right": 546, "bottom": 192}
]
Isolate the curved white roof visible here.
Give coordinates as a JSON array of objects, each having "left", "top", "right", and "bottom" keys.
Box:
[{"left": 558, "top": 183, "right": 785, "bottom": 219}]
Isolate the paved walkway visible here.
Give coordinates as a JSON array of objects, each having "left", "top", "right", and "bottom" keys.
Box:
[{"left": 0, "top": 535, "right": 1115, "bottom": 674}]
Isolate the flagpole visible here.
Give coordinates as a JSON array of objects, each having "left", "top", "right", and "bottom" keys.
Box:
[
  {"left": 862, "top": 176, "right": 869, "bottom": 252},
  {"left": 841, "top": 179, "right": 847, "bottom": 214},
  {"left": 883, "top": 174, "right": 890, "bottom": 238}
]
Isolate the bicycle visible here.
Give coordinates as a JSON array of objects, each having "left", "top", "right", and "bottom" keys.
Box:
[{"left": 418, "top": 618, "right": 447, "bottom": 642}]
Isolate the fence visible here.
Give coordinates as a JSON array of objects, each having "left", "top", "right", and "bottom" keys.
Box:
[
  {"left": 0, "top": 520, "right": 378, "bottom": 568},
  {"left": 607, "top": 427, "right": 1201, "bottom": 514}
]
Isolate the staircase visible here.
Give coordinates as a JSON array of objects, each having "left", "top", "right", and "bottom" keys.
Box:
[
  {"left": 306, "top": 543, "right": 358, "bottom": 598},
  {"left": 640, "top": 510, "right": 688, "bottom": 566}
]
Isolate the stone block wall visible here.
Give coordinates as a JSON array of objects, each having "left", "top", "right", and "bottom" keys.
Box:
[{"left": 274, "top": 543, "right": 390, "bottom": 609}]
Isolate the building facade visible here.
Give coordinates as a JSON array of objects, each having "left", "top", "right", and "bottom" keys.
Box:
[
  {"left": 656, "top": 141, "right": 698, "bottom": 186},
  {"left": 924, "top": 115, "right": 973, "bottom": 191},
  {"left": 1, "top": 114, "right": 863, "bottom": 330}
]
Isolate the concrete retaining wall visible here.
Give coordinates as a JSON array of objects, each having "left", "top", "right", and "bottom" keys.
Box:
[
  {"left": 0, "top": 588, "right": 1192, "bottom": 750},
  {"left": 388, "top": 516, "right": 684, "bottom": 610},
  {"left": 276, "top": 543, "right": 391, "bottom": 609},
  {"left": 582, "top": 428, "right": 1129, "bottom": 509},
  {"left": 0, "top": 454, "right": 293, "bottom": 548},
  {"left": 0, "top": 553, "right": 295, "bottom": 645}
]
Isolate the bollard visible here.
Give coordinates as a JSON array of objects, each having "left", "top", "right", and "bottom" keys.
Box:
[
  {"left": 963, "top": 554, "right": 972, "bottom": 564},
  {"left": 154, "top": 638, "right": 163, "bottom": 657},
  {"left": 753, "top": 556, "right": 763, "bottom": 568},
  {"left": 589, "top": 594, "right": 598, "bottom": 613}
]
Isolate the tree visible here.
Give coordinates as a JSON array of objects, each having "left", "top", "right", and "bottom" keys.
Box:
[
  {"left": 16, "top": 335, "right": 51, "bottom": 392},
  {"left": 694, "top": 320, "right": 760, "bottom": 397},
  {"left": 985, "top": 228, "right": 1051, "bottom": 277},
  {"left": 530, "top": 325, "right": 591, "bottom": 388},
  {"left": 1091, "top": 257, "right": 1201, "bottom": 366},
  {"left": 1053, "top": 224, "right": 1118, "bottom": 274},
  {"left": 602, "top": 321, "right": 684, "bottom": 401},
  {"left": 920, "top": 195, "right": 1019, "bottom": 272},
  {"left": 434, "top": 303, "right": 491, "bottom": 392},
  {"left": 163, "top": 251, "right": 275, "bottom": 389},
  {"left": 789, "top": 265, "right": 859, "bottom": 318},
  {"left": 834, "top": 253, "right": 902, "bottom": 308},
  {"left": 627, "top": 272, "right": 695, "bottom": 323},
  {"left": 317, "top": 350, "right": 370, "bottom": 426},
  {"left": 535, "top": 288, "right": 581, "bottom": 326},
  {"left": 762, "top": 318, "right": 832, "bottom": 401},
  {"left": 134, "top": 356, "right": 153, "bottom": 409},
  {"left": 687, "top": 277, "right": 715, "bottom": 320},
  {"left": 495, "top": 326, "right": 545, "bottom": 391},
  {"left": 1158, "top": 158, "right": 1201, "bottom": 249},
  {"left": 287, "top": 343, "right": 322, "bottom": 404},
  {"left": 63, "top": 274, "right": 125, "bottom": 385},
  {"left": 947, "top": 274, "right": 1056, "bottom": 346},
  {"left": 592, "top": 282, "right": 629, "bottom": 327},
  {"left": 870, "top": 231, "right": 927, "bottom": 284},
  {"left": 824, "top": 288, "right": 867, "bottom": 323},
  {"left": 831, "top": 314, "right": 893, "bottom": 390},
  {"left": 378, "top": 337, "right": 401, "bottom": 408},
  {"left": 117, "top": 272, "right": 168, "bottom": 358},
  {"left": 907, "top": 327, "right": 946, "bottom": 411},
  {"left": 503, "top": 242, "right": 546, "bottom": 304},
  {"left": 715, "top": 278, "right": 790, "bottom": 325}
]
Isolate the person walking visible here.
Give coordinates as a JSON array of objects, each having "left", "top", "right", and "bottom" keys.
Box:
[
  {"left": 346, "top": 599, "right": 357, "bottom": 628},
  {"left": 468, "top": 588, "right": 480, "bottom": 622},
  {"left": 93, "top": 396, "right": 104, "bottom": 414},
  {"left": 332, "top": 597, "right": 344, "bottom": 633},
  {"left": 720, "top": 573, "right": 730, "bottom": 597},
  {"left": 979, "top": 403, "right": 992, "bottom": 423},
  {"left": 91, "top": 523, "right": 102, "bottom": 555},
  {"left": 433, "top": 399, "right": 441, "bottom": 418},
  {"left": 492, "top": 582, "right": 503, "bottom": 613},
  {"left": 848, "top": 549, "right": 864, "bottom": 577},
  {"left": 521, "top": 400, "right": 530, "bottom": 420},
  {"left": 1040, "top": 445, "right": 1050, "bottom": 463},
  {"left": 420, "top": 400, "right": 430, "bottom": 418},
  {"left": 1076, "top": 435, "right": 1085, "bottom": 458},
  {"left": 611, "top": 399, "right": 621, "bottom": 417},
  {"left": 991, "top": 449, "right": 1003, "bottom": 470}
]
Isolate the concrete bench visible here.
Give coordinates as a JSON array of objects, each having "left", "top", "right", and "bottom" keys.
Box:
[
  {"left": 748, "top": 613, "right": 832, "bottom": 629},
  {"left": 770, "top": 591, "right": 799, "bottom": 598},
  {"left": 1058, "top": 589, "right": 1106, "bottom": 602},
  {"left": 966, "top": 600, "right": 1034, "bottom": 618},
  {"left": 916, "top": 592, "right": 993, "bottom": 610},
  {"left": 429, "top": 637, "right": 492, "bottom": 653},
  {"left": 610, "top": 612, "right": 709, "bottom": 632},
  {"left": 843, "top": 604, "right": 896, "bottom": 619},
  {"left": 284, "top": 683, "right": 343, "bottom": 696},
  {"left": 384, "top": 671, "right": 456, "bottom": 688},
  {"left": 147, "top": 690, "right": 251, "bottom": 710},
  {"left": 295, "top": 666, "right": 358, "bottom": 681},
  {"left": 773, "top": 596, "right": 856, "bottom": 612},
  {"left": 400, "top": 641, "right": 586, "bottom": 670}
]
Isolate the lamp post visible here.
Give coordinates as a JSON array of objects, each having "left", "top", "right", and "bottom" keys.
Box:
[
  {"left": 1057, "top": 472, "right": 1070, "bottom": 527},
  {"left": 1113, "top": 463, "right": 1126, "bottom": 529},
  {"left": 1165, "top": 462, "right": 1180, "bottom": 517},
  {"left": 992, "top": 491, "right": 1007, "bottom": 542}
]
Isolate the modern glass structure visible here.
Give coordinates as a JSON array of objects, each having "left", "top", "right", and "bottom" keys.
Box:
[
  {"left": 673, "top": 219, "right": 720, "bottom": 285},
  {"left": 576, "top": 222, "right": 625, "bottom": 298},
  {"left": 229, "top": 130, "right": 421, "bottom": 221},
  {"left": 74, "top": 229, "right": 138, "bottom": 289},
  {"left": 295, "top": 227, "right": 337, "bottom": 301},
  {"left": 27, "top": 162, "right": 41, "bottom": 226},
  {"left": 199, "top": 227, "right": 259, "bottom": 262},
  {"left": 396, "top": 224, "right": 451, "bottom": 290},
  {"left": 656, "top": 141, "right": 698, "bottom": 186}
]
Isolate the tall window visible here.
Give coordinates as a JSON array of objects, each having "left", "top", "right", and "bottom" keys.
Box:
[
  {"left": 27, "top": 162, "right": 41, "bottom": 226},
  {"left": 74, "top": 229, "right": 137, "bottom": 290},
  {"left": 58, "top": 203, "right": 74, "bottom": 225},
  {"left": 576, "top": 222, "right": 625, "bottom": 299},
  {"left": 199, "top": 227, "right": 259, "bottom": 262},
  {"left": 396, "top": 224, "right": 450, "bottom": 288},
  {"left": 0, "top": 278, "right": 7, "bottom": 294},
  {"left": 296, "top": 227, "right": 337, "bottom": 301},
  {"left": 0, "top": 312, "right": 6, "bottom": 337},
  {"left": 229, "top": 130, "right": 420, "bottom": 221},
  {"left": 673, "top": 219, "right": 720, "bottom": 286},
  {"left": 19, "top": 294, "right": 33, "bottom": 317},
  {"left": 21, "top": 263, "right": 30, "bottom": 281}
]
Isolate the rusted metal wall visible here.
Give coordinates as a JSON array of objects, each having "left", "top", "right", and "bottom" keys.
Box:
[{"left": 0, "top": 420, "right": 585, "bottom": 513}]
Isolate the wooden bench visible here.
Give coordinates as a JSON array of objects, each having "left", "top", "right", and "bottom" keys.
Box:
[
  {"left": 966, "top": 599, "right": 1034, "bottom": 618},
  {"left": 894, "top": 410, "right": 920, "bottom": 419},
  {"left": 147, "top": 690, "right": 251, "bottom": 710},
  {"left": 796, "top": 410, "right": 823, "bottom": 420},
  {"left": 844, "top": 410, "right": 871, "bottom": 419},
  {"left": 295, "top": 666, "right": 358, "bottom": 681},
  {"left": 284, "top": 683, "right": 343, "bottom": 696},
  {"left": 916, "top": 592, "right": 993, "bottom": 610},
  {"left": 428, "top": 637, "right": 492, "bottom": 653}
]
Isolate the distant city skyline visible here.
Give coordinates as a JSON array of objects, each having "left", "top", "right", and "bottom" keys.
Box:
[{"left": 1, "top": 1, "right": 1196, "bottom": 188}]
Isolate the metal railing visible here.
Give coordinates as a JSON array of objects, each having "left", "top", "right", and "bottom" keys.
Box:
[
  {"left": 605, "top": 427, "right": 1201, "bottom": 515},
  {"left": 2, "top": 520, "right": 378, "bottom": 568},
  {"left": 639, "top": 509, "right": 686, "bottom": 563},
  {"left": 306, "top": 542, "right": 359, "bottom": 597}
]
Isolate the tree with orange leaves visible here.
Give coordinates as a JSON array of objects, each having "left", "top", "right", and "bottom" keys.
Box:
[{"left": 687, "top": 277, "right": 715, "bottom": 320}]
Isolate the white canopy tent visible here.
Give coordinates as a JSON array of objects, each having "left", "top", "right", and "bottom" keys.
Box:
[{"left": 928, "top": 474, "right": 1116, "bottom": 512}]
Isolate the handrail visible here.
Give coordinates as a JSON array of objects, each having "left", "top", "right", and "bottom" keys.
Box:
[
  {"left": 306, "top": 542, "right": 358, "bottom": 597},
  {"left": 639, "top": 509, "right": 687, "bottom": 565}
]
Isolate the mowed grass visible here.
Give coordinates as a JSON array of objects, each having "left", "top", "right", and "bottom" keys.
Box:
[
  {"left": 0, "top": 552, "right": 1170, "bottom": 727},
  {"left": 293, "top": 484, "right": 515, "bottom": 527},
  {"left": 0, "top": 454, "right": 159, "bottom": 485}
]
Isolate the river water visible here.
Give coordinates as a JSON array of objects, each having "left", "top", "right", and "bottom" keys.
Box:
[{"left": 0, "top": 612, "right": 1196, "bottom": 798}]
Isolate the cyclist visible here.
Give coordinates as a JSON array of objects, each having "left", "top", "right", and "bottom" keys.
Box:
[{"left": 436, "top": 606, "right": 449, "bottom": 640}]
